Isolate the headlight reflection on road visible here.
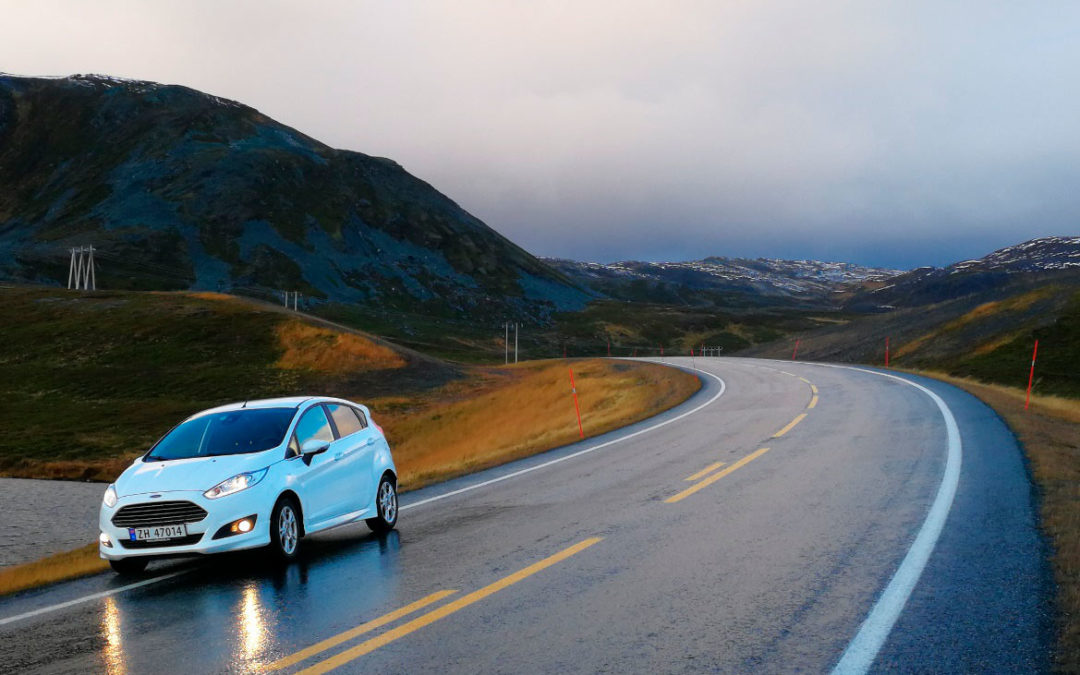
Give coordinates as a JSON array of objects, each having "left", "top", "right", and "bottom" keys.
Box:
[
  {"left": 237, "top": 583, "right": 267, "bottom": 662},
  {"left": 100, "top": 596, "right": 125, "bottom": 675}
]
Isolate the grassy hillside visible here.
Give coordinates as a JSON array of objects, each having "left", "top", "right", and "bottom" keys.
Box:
[
  {"left": 738, "top": 278, "right": 1080, "bottom": 397},
  {"left": 0, "top": 287, "right": 698, "bottom": 482},
  {"left": 316, "top": 298, "right": 835, "bottom": 363}
]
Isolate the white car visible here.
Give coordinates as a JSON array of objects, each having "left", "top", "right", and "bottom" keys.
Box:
[{"left": 98, "top": 396, "right": 398, "bottom": 575}]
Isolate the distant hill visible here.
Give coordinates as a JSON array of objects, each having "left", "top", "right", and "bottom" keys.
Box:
[
  {"left": 843, "top": 236, "right": 1080, "bottom": 311},
  {"left": 545, "top": 256, "right": 901, "bottom": 309},
  {"left": 739, "top": 237, "right": 1080, "bottom": 397},
  {"left": 0, "top": 73, "right": 588, "bottom": 320}
]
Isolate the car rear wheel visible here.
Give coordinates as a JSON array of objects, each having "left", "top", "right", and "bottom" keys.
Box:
[
  {"left": 270, "top": 496, "right": 301, "bottom": 561},
  {"left": 109, "top": 557, "right": 148, "bottom": 576},
  {"left": 366, "top": 476, "right": 397, "bottom": 533}
]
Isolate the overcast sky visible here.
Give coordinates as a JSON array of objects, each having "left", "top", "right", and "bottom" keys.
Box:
[{"left": 3, "top": 1, "right": 1079, "bottom": 269}]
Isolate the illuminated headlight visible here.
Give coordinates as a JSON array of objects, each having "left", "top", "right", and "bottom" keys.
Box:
[
  {"left": 204, "top": 468, "right": 268, "bottom": 499},
  {"left": 103, "top": 485, "right": 118, "bottom": 508},
  {"left": 99, "top": 532, "right": 113, "bottom": 548}
]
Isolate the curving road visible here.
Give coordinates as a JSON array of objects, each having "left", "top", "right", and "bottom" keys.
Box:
[{"left": 0, "top": 357, "right": 1054, "bottom": 673}]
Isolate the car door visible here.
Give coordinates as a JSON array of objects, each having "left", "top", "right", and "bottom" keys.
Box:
[
  {"left": 325, "top": 403, "right": 376, "bottom": 514},
  {"left": 289, "top": 404, "right": 339, "bottom": 527}
]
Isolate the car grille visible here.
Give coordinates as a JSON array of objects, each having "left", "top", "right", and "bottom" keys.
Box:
[
  {"left": 119, "top": 533, "right": 204, "bottom": 549},
  {"left": 111, "top": 501, "right": 208, "bottom": 528}
]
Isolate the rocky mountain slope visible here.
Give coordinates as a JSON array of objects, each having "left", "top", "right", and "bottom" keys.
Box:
[
  {"left": 0, "top": 73, "right": 588, "bottom": 320},
  {"left": 546, "top": 256, "right": 901, "bottom": 308}
]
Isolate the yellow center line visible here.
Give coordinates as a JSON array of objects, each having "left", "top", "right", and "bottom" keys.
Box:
[
  {"left": 772, "top": 413, "right": 808, "bottom": 438},
  {"left": 798, "top": 377, "right": 811, "bottom": 385},
  {"left": 266, "top": 589, "right": 458, "bottom": 671},
  {"left": 811, "top": 384, "right": 819, "bottom": 395},
  {"left": 779, "top": 370, "right": 797, "bottom": 377},
  {"left": 664, "top": 448, "right": 770, "bottom": 504},
  {"left": 807, "top": 395, "right": 818, "bottom": 409},
  {"left": 684, "top": 461, "right": 726, "bottom": 482},
  {"left": 297, "top": 538, "right": 604, "bottom": 674}
]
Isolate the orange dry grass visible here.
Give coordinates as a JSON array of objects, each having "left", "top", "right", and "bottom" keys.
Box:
[
  {"left": 275, "top": 320, "right": 406, "bottom": 372},
  {"left": 182, "top": 291, "right": 240, "bottom": 303},
  {"left": 0, "top": 543, "right": 106, "bottom": 597},
  {"left": 915, "top": 370, "right": 1080, "bottom": 668},
  {"left": 383, "top": 359, "right": 700, "bottom": 489}
]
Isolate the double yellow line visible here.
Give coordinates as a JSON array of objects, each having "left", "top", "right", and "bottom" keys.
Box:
[
  {"left": 665, "top": 448, "right": 770, "bottom": 504},
  {"left": 266, "top": 538, "right": 602, "bottom": 674},
  {"left": 665, "top": 371, "right": 821, "bottom": 504}
]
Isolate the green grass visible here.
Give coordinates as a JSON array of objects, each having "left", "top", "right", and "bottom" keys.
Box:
[
  {"left": 952, "top": 291, "right": 1080, "bottom": 397},
  {"left": 0, "top": 288, "right": 439, "bottom": 479}
]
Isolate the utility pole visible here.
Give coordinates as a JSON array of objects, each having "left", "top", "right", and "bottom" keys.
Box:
[
  {"left": 67, "top": 246, "right": 96, "bottom": 290},
  {"left": 504, "top": 322, "right": 509, "bottom": 365},
  {"left": 515, "top": 323, "right": 519, "bottom": 363}
]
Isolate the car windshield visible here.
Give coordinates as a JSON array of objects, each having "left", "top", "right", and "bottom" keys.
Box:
[{"left": 146, "top": 408, "right": 297, "bottom": 461}]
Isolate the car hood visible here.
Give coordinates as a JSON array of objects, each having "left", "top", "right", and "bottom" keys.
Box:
[{"left": 116, "top": 452, "right": 277, "bottom": 498}]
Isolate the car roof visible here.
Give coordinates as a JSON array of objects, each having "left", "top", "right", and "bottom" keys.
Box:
[{"left": 189, "top": 396, "right": 366, "bottom": 420}]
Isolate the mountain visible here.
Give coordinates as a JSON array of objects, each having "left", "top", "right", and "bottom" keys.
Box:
[
  {"left": 844, "top": 236, "right": 1080, "bottom": 311},
  {"left": 738, "top": 237, "right": 1080, "bottom": 396},
  {"left": 0, "top": 73, "right": 588, "bottom": 320},
  {"left": 545, "top": 256, "right": 901, "bottom": 308}
]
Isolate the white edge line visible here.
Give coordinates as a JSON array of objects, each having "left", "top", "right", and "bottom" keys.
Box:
[
  {"left": 792, "top": 362, "right": 962, "bottom": 675},
  {"left": 402, "top": 363, "right": 726, "bottom": 511},
  {"left": 0, "top": 570, "right": 189, "bottom": 627},
  {"left": 1, "top": 362, "right": 727, "bottom": 627}
]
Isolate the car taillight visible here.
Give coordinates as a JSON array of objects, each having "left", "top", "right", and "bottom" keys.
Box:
[{"left": 374, "top": 422, "right": 384, "bottom": 435}]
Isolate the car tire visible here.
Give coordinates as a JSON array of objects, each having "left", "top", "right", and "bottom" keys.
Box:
[
  {"left": 269, "top": 495, "right": 302, "bottom": 562},
  {"left": 109, "top": 557, "right": 149, "bottom": 576},
  {"left": 366, "top": 476, "right": 398, "bottom": 533}
]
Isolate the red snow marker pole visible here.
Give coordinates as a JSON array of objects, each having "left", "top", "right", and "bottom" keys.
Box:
[
  {"left": 633, "top": 347, "right": 637, "bottom": 357},
  {"left": 607, "top": 339, "right": 610, "bottom": 357},
  {"left": 660, "top": 344, "right": 664, "bottom": 357},
  {"left": 1025, "top": 339, "right": 1039, "bottom": 411},
  {"left": 792, "top": 339, "right": 800, "bottom": 360},
  {"left": 569, "top": 367, "right": 585, "bottom": 439},
  {"left": 564, "top": 345, "right": 567, "bottom": 359},
  {"left": 885, "top": 336, "right": 890, "bottom": 368}
]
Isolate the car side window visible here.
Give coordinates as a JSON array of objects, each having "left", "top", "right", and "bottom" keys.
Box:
[
  {"left": 352, "top": 407, "right": 368, "bottom": 429},
  {"left": 327, "top": 404, "right": 363, "bottom": 438},
  {"left": 289, "top": 406, "right": 334, "bottom": 457}
]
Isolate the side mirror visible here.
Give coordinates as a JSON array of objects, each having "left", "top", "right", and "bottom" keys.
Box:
[{"left": 301, "top": 439, "right": 330, "bottom": 458}]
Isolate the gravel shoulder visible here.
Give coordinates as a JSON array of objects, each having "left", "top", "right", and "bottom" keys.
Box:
[{"left": 0, "top": 478, "right": 103, "bottom": 567}]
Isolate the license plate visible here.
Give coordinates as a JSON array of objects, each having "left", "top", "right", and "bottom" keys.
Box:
[{"left": 128, "top": 524, "right": 188, "bottom": 541}]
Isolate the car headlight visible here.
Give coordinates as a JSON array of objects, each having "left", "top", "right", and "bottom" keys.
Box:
[
  {"left": 204, "top": 468, "right": 268, "bottom": 499},
  {"left": 103, "top": 485, "right": 118, "bottom": 508}
]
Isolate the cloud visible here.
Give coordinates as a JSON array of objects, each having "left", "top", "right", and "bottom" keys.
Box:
[{"left": 3, "top": 0, "right": 1079, "bottom": 267}]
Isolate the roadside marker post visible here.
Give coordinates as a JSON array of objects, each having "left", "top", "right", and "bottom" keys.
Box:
[
  {"left": 792, "top": 339, "right": 800, "bottom": 360},
  {"left": 569, "top": 368, "right": 585, "bottom": 439},
  {"left": 885, "top": 336, "right": 890, "bottom": 368},
  {"left": 1025, "top": 339, "right": 1039, "bottom": 411},
  {"left": 607, "top": 339, "right": 611, "bottom": 357}
]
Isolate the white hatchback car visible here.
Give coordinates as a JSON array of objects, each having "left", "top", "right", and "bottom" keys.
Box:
[{"left": 98, "top": 397, "right": 398, "bottom": 575}]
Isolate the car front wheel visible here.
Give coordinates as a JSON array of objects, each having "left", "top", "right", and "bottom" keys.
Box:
[
  {"left": 270, "top": 496, "right": 301, "bottom": 561},
  {"left": 366, "top": 477, "right": 397, "bottom": 533}
]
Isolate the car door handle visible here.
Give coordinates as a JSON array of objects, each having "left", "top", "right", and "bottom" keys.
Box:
[
  {"left": 366, "top": 437, "right": 375, "bottom": 446},
  {"left": 334, "top": 452, "right": 345, "bottom": 461}
]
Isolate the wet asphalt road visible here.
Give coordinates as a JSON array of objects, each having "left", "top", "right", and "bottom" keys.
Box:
[{"left": 0, "top": 358, "right": 1053, "bottom": 673}]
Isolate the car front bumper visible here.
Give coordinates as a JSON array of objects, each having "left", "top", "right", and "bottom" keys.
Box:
[{"left": 98, "top": 488, "right": 272, "bottom": 560}]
